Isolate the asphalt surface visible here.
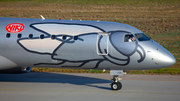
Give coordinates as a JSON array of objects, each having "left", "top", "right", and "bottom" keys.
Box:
[{"left": 0, "top": 72, "right": 180, "bottom": 101}]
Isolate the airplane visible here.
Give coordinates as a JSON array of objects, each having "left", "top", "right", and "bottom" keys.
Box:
[{"left": 0, "top": 16, "right": 176, "bottom": 90}]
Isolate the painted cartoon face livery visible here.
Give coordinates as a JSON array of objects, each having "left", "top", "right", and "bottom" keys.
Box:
[
  {"left": 0, "top": 17, "right": 176, "bottom": 71},
  {"left": 17, "top": 23, "right": 145, "bottom": 69}
]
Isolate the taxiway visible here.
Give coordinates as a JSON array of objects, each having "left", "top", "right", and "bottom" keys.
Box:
[{"left": 0, "top": 72, "right": 180, "bottom": 101}]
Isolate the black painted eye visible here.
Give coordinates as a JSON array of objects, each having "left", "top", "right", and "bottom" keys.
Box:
[{"left": 110, "top": 32, "right": 137, "bottom": 56}]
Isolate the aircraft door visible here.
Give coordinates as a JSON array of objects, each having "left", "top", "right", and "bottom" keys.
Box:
[{"left": 96, "top": 32, "right": 109, "bottom": 55}]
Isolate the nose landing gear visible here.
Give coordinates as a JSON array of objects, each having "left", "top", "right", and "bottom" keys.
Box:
[
  {"left": 110, "top": 70, "right": 123, "bottom": 90},
  {"left": 111, "top": 75, "right": 122, "bottom": 90}
]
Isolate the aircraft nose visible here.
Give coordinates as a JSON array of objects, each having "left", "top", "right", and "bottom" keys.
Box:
[
  {"left": 153, "top": 46, "right": 176, "bottom": 68},
  {"left": 139, "top": 41, "right": 176, "bottom": 69},
  {"left": 161, "top": 51, "right": 176, "bottom": 67}
]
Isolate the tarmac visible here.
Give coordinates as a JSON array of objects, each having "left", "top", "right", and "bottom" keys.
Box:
[{"left": 0, "top": 72, "right": 180, "bottom": 101}]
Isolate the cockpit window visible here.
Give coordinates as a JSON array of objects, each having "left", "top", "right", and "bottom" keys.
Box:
[
  {"left": 124, "top": 34, "right": 136, "bottom": 42},
  {"left": 135, "top": 33, "right": 150, "bottom": 41}
]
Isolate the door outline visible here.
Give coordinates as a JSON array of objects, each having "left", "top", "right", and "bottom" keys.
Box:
[{"left": 96, "top": 32, "right": 109, "bottom": 55}]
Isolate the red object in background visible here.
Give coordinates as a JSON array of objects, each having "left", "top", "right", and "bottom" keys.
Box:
[{"left": 6, "top": 23, "right": 25, "bottom": 33}]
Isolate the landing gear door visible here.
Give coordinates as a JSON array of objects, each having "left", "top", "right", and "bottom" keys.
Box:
[{"left": 96, "top": 32, "right": 109, "bottom": 55}]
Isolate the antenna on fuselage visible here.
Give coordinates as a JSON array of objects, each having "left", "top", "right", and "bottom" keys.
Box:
[{"left": 40, "top": 15, "right": 45, "bottom": 20}]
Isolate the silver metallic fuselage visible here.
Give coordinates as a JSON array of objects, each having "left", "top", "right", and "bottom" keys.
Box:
[{"left": 0, "top": 17, "right": 176, "bottom": 70}]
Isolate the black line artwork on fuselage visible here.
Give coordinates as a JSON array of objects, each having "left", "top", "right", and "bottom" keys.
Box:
[{"left": 17, "top": 22, "right": 146, "bottom": 69}]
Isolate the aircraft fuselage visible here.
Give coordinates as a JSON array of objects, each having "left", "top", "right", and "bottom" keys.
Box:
[{"left": 0, "top": 17, "right": 176, "bottom": 71}]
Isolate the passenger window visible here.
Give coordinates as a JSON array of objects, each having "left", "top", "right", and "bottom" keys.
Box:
[
  {"left": 62, "top": 35, "right": 66, "bottom": 40},
  {"left": 6, "top": 33, "right": 11, "bottom": 38},
  {"left": 17, "top": 33, "right": 22, "bottom": 38},
  {"left": 29, "top": 34, "right": 33, "bottom": 39},
  {"left": 40, "top": 34, "right": 44, "bottom": 39},
  {"left": 74, "top": 36, "right": 78, "bottom": 40},
  {"left": 124, "top": 34, "right": 136, "bottom": 42},
  {"left": 51, "top": 35, "right": 56, "bottom": 40}
]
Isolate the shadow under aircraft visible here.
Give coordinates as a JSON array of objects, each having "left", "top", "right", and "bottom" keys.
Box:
[{"left": 0, "top": 72, "right": 112, "bottom": 90}]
